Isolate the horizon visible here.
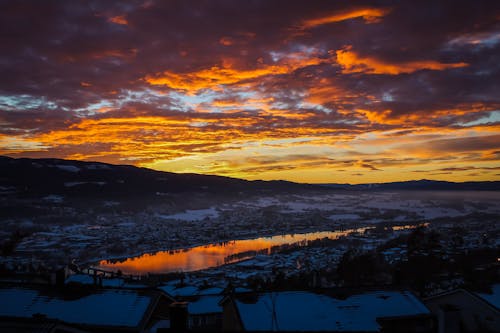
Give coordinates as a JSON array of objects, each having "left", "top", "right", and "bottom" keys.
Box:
[
  {"left": 3, "top": 155, "right": 499, "bottom": 186},
  {"left": 1, "top": 1, "right": 499, "bottom": 183}
]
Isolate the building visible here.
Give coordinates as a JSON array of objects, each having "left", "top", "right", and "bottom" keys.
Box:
[
  {"left": 187, "top": 295, "right": 223, "bottom": 330},
  {"left": 476, "top": 284, "right": 500, "bottom": 310},
  {"left": 0, "top": 317, "right": 90, "bottom": 333},
  {"left": 158, "top": 284, "right": 224, "bottom": 331},
  {"left": 425, "top": 288, "right": 500, "bottom": 333},
  {"left": 0, "top": 285, "right": 174, "bottom": 332},
  {"left": 221, "top": 289, "right": 434, "bottom": 332}
]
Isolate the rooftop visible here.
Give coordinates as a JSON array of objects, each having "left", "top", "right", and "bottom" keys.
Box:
[
  {"left": 476, "top": 284, "right": 500, "bottom": 310},
  {"left": 188, "top": 295, "right": 223, "bottom": 315},
  {"left": 233, "top": 290, "right": 430, "bottom": 331},
  {"left": 0, "top": 286, "right": 156, "bottom": 328}
]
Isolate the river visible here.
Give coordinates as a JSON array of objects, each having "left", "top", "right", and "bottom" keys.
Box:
[{"left": 95, "top": 227, "right": 374, "bottom": 275}]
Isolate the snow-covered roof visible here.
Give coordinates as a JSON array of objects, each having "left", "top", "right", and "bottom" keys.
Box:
[
  {"left": 65, "top": 274, "right": 94, "bottom": 285},
  {"left": 65, "top": 274, "right": 125, "bottom": 288},
  {"left": 158, "top": 284, "right": 223, "bottom": 297},
  {"left": 234, "top": 290, "right": 430, "bottom": 331},
  {"left": 188, "top": 295, "right": 223, "bottom": 315},
  {"left": 0, "top": 287, "right": 155, "bottom": 328},
  {"left": 102, "top": 278, "right": 125, "bottom": 288},
  {"left": 159, "top": 284, "right": 199, "bottom": 297},
  {"left": 235, "top": 287, "right": 252, "bottom": 293},
  {"left": 198, "top": 287, "right": 224, "bottom": 296},
  {"left": 477, "top": 284, "right": 500, "bottom": 310}
]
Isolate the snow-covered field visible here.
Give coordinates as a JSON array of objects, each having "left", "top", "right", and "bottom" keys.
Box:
[
  {"left": 158, "top": 207, "right": 219, "bottom": 221},
  {"left": 224, "top": 191, "right": 500, "bottom": 222},
  {"left": 4, "top": 190, "right": 499, "bottom": 271}
]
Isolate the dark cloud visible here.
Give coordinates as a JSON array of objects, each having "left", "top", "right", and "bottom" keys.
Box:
[
  {"left": 429, "top": 134, "right": 500, "bottom": 152},
  {"left": 0, "top": 0, "right": 499, "bottom": 181},
  {"left": 1, "top": 0, "right": 498, "bottom": 112},
  {"left": 359, "top": 163, "right": 381, "bottom": 171}
]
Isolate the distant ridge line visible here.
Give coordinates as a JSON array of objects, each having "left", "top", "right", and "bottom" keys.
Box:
[{"left": 1, "top": 156, "right": 499, "bottom": 191}]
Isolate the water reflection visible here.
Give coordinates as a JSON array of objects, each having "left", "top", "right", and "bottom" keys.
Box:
[{"left": 97, "top": 228, "right": 377, "bottom": 275}]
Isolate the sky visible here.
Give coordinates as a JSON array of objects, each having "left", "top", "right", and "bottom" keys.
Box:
[{"left": 0, "top": 0, "right": 499, "bottom": 184}]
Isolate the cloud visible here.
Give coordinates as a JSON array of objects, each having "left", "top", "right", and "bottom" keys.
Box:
[
  {"left": 144, "top": 51, "right": 327, "bottom": 94},
  {"left": 145, "top": 65, "right": 291, "bottom": 93},
  {"left": 108, "top": 15, "right": 128, "bottom": 26},
  {"left": 300, "top": 7, "right": 391, "bottom": 28},
  {"left": 336, "top": 46, "right": 468, "bottom": 75},
  {"left": 428, "top": 134, "right": 500, "bottom": 153},
  {"left": 357, "top": 161, "right": 381, "bottom": 171},
  {"left": 0, "top": 0, "right": 499, "bottom": 183}
]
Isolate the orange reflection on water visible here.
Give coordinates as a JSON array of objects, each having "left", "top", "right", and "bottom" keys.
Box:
[
  {"left": 392, "top": 223, "right": 429, "bottom": 231},
  {"left": 97, "top": 229, "right": 368, "bottom": 275}
]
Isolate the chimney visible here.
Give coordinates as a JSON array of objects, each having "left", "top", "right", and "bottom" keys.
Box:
[
  {"left": 438, "top": 304, "right": 461, "bottom": 333},
  {"left": 169, "top": 302, "right": 189, "bottom": 331}
]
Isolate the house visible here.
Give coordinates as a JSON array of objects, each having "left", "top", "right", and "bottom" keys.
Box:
[
  {"left": 0, "top": 285, "right": 174, "bottom": 332},
  {"left": 65, "top": 274, "right": 127, "bottom": 288},
  {"left": 425, "top": 288, "right": 500, "bottom": 333},
  {"left": 158, "top": 284, "right": 200, "bottom": 298},
  {"left": 476, "top": 284, "right": 500, "bottom": 310},
  {"left": 0, "top": 317, "right": 90, "bottom": 333},
  {"left": 221, "top": 290, "right": 434, "bottom": 332},
  {"left": 157, "top": 283, "right": 225, "bottom": 330},
  {"left": 65, "top": 274, "right": 148, "bottom": 289},
  {"left": 187, "top": 295, "right": 223, "bottom": 330}
]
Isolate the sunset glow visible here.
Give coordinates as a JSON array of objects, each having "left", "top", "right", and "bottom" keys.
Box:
[
  {"left": 98, "top": 228, "right": 369, "bottom": 274},
  {"left": 1, "top": 1, "right": 499, "bottom": 183}
]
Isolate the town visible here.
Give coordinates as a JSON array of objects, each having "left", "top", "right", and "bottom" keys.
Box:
[{"left": 1, "top": 189, "right": 499, "bottom": 332}]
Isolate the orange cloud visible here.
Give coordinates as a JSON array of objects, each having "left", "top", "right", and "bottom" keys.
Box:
[
  {"left": 306, "top": 83, "right": 375, "bottom": 109},
  {"left": 62, "top": 48, "right": 137, "bottom": 63},
  {"left": 336, "top": 47, "right": 468, "bottom": 74},
  {"left": 145, "top": 65, "right": 288, "bottom": 93},
  {"left": 301, "top": 7, "right": 391, "bottom": 28},
  {"left": 25, "top": 115, "right": 289, "bottom": 162},
  {"left": 219, "top": 37, "right": 233, "bottom": 46},
  {"left": 145, "top": 55, "right": 325, "bottom": 93},
  {"left": 211, "top": 97, "right": 274, "bottom": 109},
  {"left": 108, "top": 15, "right": 128, "bottom": 25},
  {"left": 4, "top": 111, "right": 499, "bottom": 183},
  {"left": 357, "top": 109, "right": 421, "bottom": 125},
  {"left": 93, "top": 48, "right": 137, "bottom": 60}
]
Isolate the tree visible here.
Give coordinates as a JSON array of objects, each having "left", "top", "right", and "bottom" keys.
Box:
[
  {"left": 337, "top": 250, "right": 390, "bottom": 286},
  {"left": 407, "top": 226, "right": 441, "bottom": 258}
]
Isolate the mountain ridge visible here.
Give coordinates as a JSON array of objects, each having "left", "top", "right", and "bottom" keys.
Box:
[{"left": 1, "top": 156, "right": 499, "bottom": 195}]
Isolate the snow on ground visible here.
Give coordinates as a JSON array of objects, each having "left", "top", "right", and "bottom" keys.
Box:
[
  {"left": 158, "top": 207, "right": 219, "bottom": 221},
  {"left": 64, "top": 181, "right": 106, "bottom": 187},
  {"left": 54, "top": 164, "right": 81, "bottom": 172},
  {"left": 415, "top": 207, "right": 464, "bottom": 219},
  {"left": 231, "top": 197, "right": 282, "bottom": 208},
  {"left": 340, "top": 194, "right": 471, "bottom": 219},
  {"left": 230, "top": 192, "right": 483, "bottom": 219},
  {"left": 86, "top": 163, "right": 111, "bottom": 170},
  {"left": 280, "top": 201, "right": 334, "bottom": 212},
  {"left": 42, "top": 195, "right": 64, "bottom": 203},
  {"left": 328, "top": 214, "right": 360, "bottom": 221},
  {"left": 117, "top": 222, "right": 136, "bottom": 227}
]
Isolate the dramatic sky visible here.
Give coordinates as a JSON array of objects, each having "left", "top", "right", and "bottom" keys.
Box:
[{"left": 1, "top": 0, "right": 499, "bottom": 183}]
